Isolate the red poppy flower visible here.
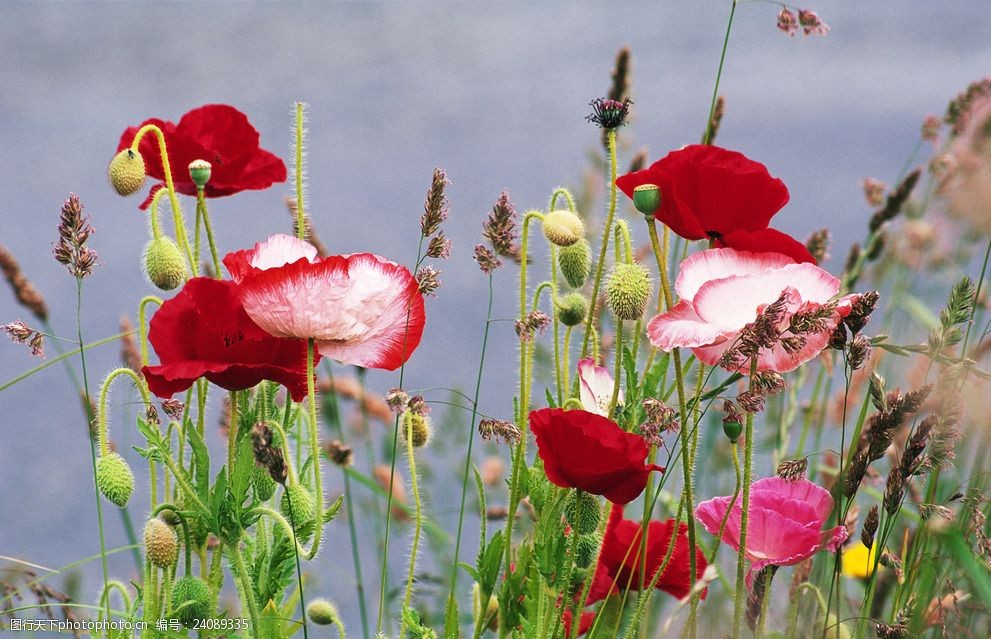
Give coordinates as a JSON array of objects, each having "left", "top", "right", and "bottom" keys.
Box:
[
  {"left": 223, "top": 234, "right": 425, "bottom": 371},
  {"left": 141, "top": 277, "right": 314, "bottom": 401},
  {"left": 117, "top": 104, "right": 286, "bottom": 207},
  {"left": 563, "top": 504, "right": 706, "bottom": 636},
  {"left": 616, "top": 144, "right": 815, "bottom": 263},
  {"left": 529, "top": 408, "right": 663, "bottom": 504}
]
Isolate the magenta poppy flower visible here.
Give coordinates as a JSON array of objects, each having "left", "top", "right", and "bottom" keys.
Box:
[
  {"left": 646, "top": 248, "right": 855, "bottom": 373},
  {"left": 616, "top": 145, "right": 815, "bottom": 263},
  {"left": 530, "top": 408, "right": 663, "bottom": 504},
  {"left": 142, "top": 277, "right": 313, "bottom": 401},
  {"left": 223, "top": 234, "right": 425, "bottom": 371},
  {"left": 577, "top": 357, "right": 622, "bottom": 417},
  {"left": 117, "top": 104, "right": 287, "bottom": 206},
  {"left": 695, "top": 477, "right": 847, "bottom": 586}
]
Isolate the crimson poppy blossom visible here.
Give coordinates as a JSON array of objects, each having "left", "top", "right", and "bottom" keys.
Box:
[
  {"left": 695, "top": 476, "right": 847, "bottom": 586},
  {"left": 646, "top": 248, "right": 856, "bottom": 373},
  {"left": 117, "top": 104, "right": 286, "bottom": 206},
  {"left": 141, "top": 277, "right": 313, "bottom": 401},
  {"left": 223, "top": 234, "right": 425, "bottom": 371},
  {"left": 616, "top": 145, "right": 815, "bottom": 263},
  {"left": 530, "top": 408, "right": 663, "bottom": 504}
]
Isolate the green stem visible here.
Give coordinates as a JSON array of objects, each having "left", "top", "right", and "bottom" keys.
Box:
[
  {"left": 137, "top": 296, "right": 162, "bottom": 368},
  {"left": 733, "top": 358, "right": 759, "bottom": 639},
  {"left": 703, "top": 0, "right": 738, "bottom": 146},
  {"left": 399, "top": 415, "right": 424, "bottom": 637},
  {"left": 96, "top": 367, "right": 151, "bottom": 458},
  {"left": 295, "top": 102, "right": 307, "bottom": 241},
  {"left": 579, "top": 129, "right": 619, "bottom": 360},
  {"left": 286, "top": 488, "right": 311, "bottom": 639},
  {"left": 304, "top": 338, "right": 324, "bottom": 561},
  {"left": 227, "top": 542, "right": 261, "bottom": 637},
  {"left": 197, "top": 188, "right": 222, "bottom": 277},
  {"left": 447, "top": 275, "right": 495, "bottom": 627},
  {"left": 609, "top": 320, "right": 624, "bottom": 416}
]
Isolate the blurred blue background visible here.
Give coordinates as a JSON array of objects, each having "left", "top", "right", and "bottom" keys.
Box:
[{"left": 2, "top": 1, "right": 990, "bottom": 634}]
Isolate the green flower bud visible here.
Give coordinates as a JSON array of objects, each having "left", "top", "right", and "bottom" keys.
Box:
[
  {"left": 108, "top": 149, "right": 146, "bottom": 196},
  {"left": 542, "top": 209, "right": 585, "bottom": 247},
  {"left": 401, "top": 410, "right": 431, "bottom": 448},
  {"left": 96, "top": 452, "right": 134, "bottom": 508},
  {"left": 280, "top": 483, "right": 316, "bottom": 540},
  {"left": 565, "top": 490, "right": 601, "bottom": 536},
  {"left": 170, "top": 576, "right": 211, "bottom": 628},
  {"left": 558, "top": 238, "right": 592, "bottom": 288},
  {"left": 471, "top": 583, "right": 499, "bottom": 632},
  {"left": 144, "top": 519, "right": 179, "bottom": 568},
  {"left": 143, "top": 237, "right": 189, "bottom": 291},
  {"left": 632, "top": 184, "right": 661, "bottom": 215},
  {"left": 252, "top": 464, "right": 277, "bottom": 501},
  {"left": 557, "top": 293, "right": 589, "bottom": 327},
  {"left": 605, "top": 263, "right": 652, "bottom": 321},
  {"left": 723, "top": 420, "right": 743, "bottom": 443},
  {"left": 187, "top": 159, "right": 212, "bottom": 189},
  {"left": 306, "top": 598, "right": 340, "bottom": 626},
  {"left": 574, "top": 532, "right": 601, "bottom": 569}
]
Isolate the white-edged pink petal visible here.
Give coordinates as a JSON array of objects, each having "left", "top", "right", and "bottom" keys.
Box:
[
  {"left": 674, "top": 248, "right": 795, "bottom": 301},
  {"left": 646, "top": 301, "right": 733, "bottom": 351},
  {"left": 578, "top": 357, "right": 623, "bottom": 416},
  {"left": 247, "top": 233, "right": 318, "bottom": 270}
]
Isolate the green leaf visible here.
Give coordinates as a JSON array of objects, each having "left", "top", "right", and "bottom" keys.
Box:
[
  {"left": 478, "top": 530, "right": 504, "bottom": 594},
  {"left": 258, "top": 598, "right": 286, "bottom": 639},
  {"left": 230, "top": 432, "right": 255, "bottom": 509},
  {"left": 443, "top": 595, "right": 459, "bottom": 639},
  {"left": 321, "top": 494, "right": 344, "bottom": 523},
  {"left": 187, "top": 424, "right": 210, "bottom": 505},
  {"left": 457, "top": 561, "right": 480, "bottom": 582}
]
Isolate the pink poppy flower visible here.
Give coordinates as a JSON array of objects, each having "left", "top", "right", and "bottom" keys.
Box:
[
  {"left": 223, "top": 234, "right": 425, "bottom": 371},
  {"left": 577, "top": 357, "right": 623, "bottom": 416},
  {"left": 646, "top": 248, "right": 855, "bottom": 373},
  {"left": 695, "top": 477, "right": 847, "bottom": 586}
]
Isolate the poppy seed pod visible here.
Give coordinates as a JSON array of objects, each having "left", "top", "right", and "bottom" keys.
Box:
[
  {"left": 252, "top": 464, "right": 277, "bottom": 501},
  {"left": 306, "top": 598, "right": 340, "bottom": 626},
  {"left": 558, "top": 293, "right": 589, "bottom": 327},
  {"left": 558, "top": 238, "right": 592, "bottom": 288},
  {"left": 542, "top": 210, "right": 585, "bottom": 247},
  {"left": 144, "top": 519, "right": 179, "bottom": 568},
  {"left": 143, "top": 237, "right": 189, "bottom": 291},
  {"left": 187, "top": 159, "right": 212, "bottom": 189},
  {"left": 170, "top": 576, "right": 211, "bottom": 628},
  {"left": 605, "top": 263, "right": 651, "bottom": 321},
  {"left": 96, "top": 452, "right": 134, "bottom": 508},
  {"left": 566, "top": 490, "right": 601, "bottom": 536},
  {"left": 108, "top": 149, "right": 146, "bottom": 196},
  {"left": 632, "top": 184, "right": 661, "bottom": 215}
]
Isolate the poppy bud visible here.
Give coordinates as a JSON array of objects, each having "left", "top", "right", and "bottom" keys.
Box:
[
  {"left": 108, "top": 149, "right": 146, "bottom": 196},
  {"left": 565, "top": 490, "right": 601, "bottom": 536},
  {"left": 144, "top": 519, "right": 179, "bottom": 568},
  {"left": 557, "top": 293, "right": 589, "bottom": 327},
  {"left": 723, "top": 420, "right": 743, "bottom": 443},
  {"left": 170, "top": 576, "right": 211, "bottom": 628},
  {"left": 574, "top": 532, "right": 601, "bottom": 569},
  {"left": 96, "top": 452, "right": 134, "bottom": 508},
  {"left": 632, "top": 184, "right": 661, "bottom": 216},
  {"left": 558, "top": 238, "right": 592, "bottom": 288},
  {"left": 471, "top": 583, "right": 499, "bottom": 632},
  {"left": 605, "top": 263, "right": 652, "bottom": 321},
  {"left": 188, "top": 159, "right": 212, "bottom": 189},
  {"left": 401, "top": 410, "right": 431, "bottom": 448},
  {"left": 160, "top": 507, "right": 181, "bottom": 527},
  {"left": 280, "top": 483, "right": 316, "bottom": 540},
  {"left": 144, "top": 237, "right": 189, "bottom": 291},
  {"left": 306, "top": 598, "right": 340, "bottom": 626},
  {"left": 252, "top": 464, "right": 277, "bottom": 501},
  {"left": 542, "top": 210, "right": 585, "bottom": 247}
]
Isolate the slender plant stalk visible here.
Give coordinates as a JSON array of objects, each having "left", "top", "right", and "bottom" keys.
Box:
[
  {"left": 399, "top": 416, "right": 424, "bottom": 638},
  {"left": 732, "top": 358, "right": 759, "bottom": 639},
  {"left": 703, "top": 0, "right": 738, "bottom": 146},
  {"left": 196, "top": 189, "right": 222, "bottom": 277}
]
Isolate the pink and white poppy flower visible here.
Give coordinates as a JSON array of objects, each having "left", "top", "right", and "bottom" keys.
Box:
[
  {"left": 646, "top": 248, "right": 855, "bottom": 373},
  {"left": 223, "top": 234, "right": 425, "bottom": 371},
  {"left": 578, "top": 357, "right": 623, "bottom": 416},
  {"left": 695, "top": 476, "right": 847, "bottom": 587}
]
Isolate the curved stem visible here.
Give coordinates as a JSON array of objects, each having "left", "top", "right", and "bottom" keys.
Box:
[
  {"left": 130, "top": 124, "right": 196, "bottom": 275},
  {"left": 549, "top": 187, "right": 576, "bottom": 213},
  {"left": 97, "top": 367, "right": 152, "bottom": 457},
  {"left": 137, "top": 296, "right": 163, "bottom": 368},
  {"left": 147, "top": 187, "right": 167, "bottom": 241},
  {"left": 227, "top": 542, "right": 261, "bottom": 637}
]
